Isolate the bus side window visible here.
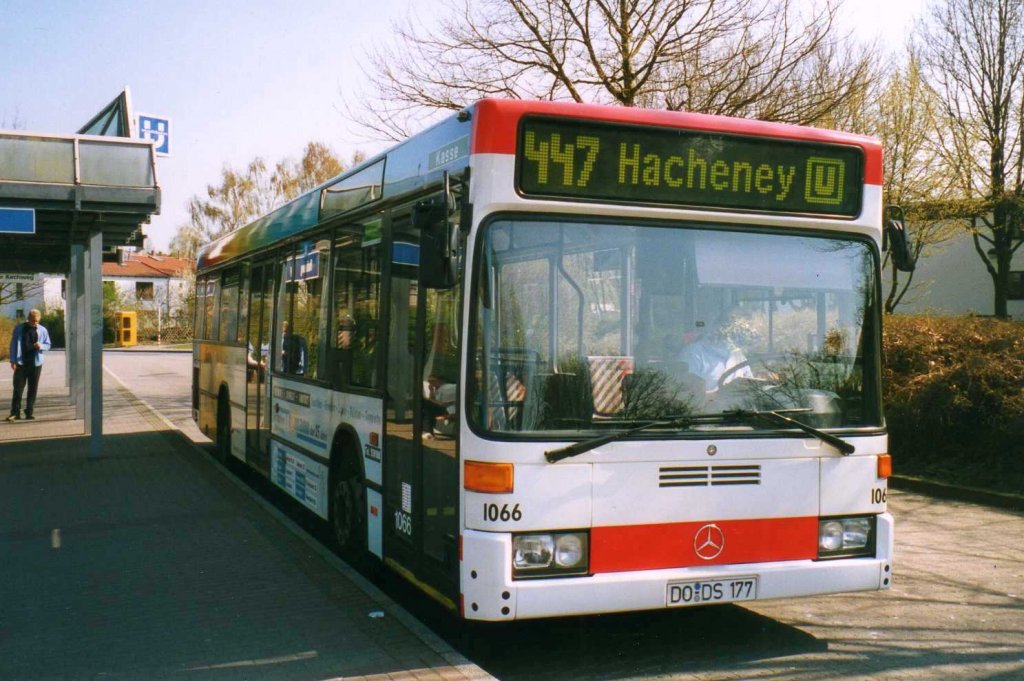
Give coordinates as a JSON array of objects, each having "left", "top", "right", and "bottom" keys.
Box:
[
  {"left": 278, "top": 237, "right": 330, "bottom": 380},
  {"left": 422, "top": 286, "right": 460, "bottom": 437},
  {"left": 218, "top": 268, "right": 240, "bottom": 343},
  {"left": 276, "top": 260, "right": 299, "bottom": 375},
  {"left": 194, "top": 277, "right": 207, "bottom": 340},
  {"left": 333, "top": 221, "right": 383, "bottom": 389},
  {"left": 204, "top": 279, "right": 217, "bottom": 341}
]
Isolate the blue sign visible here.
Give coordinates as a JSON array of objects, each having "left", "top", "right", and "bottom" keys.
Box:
[
  {"left": 138, "top": 113, "right": 171, "bottom": 156},
  {"left": 285, "top": 251, "right": 321, "bottom": 281},
  {"left": 0, "top": 207, "right": 35, "bottom": 234},
  {"left": 392, "top": 241, "right": 420, "bottom": 266}
]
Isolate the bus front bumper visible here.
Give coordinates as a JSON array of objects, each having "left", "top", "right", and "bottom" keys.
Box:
[{"left": 461, "top": 512, "right": 893, "bottom": 621}]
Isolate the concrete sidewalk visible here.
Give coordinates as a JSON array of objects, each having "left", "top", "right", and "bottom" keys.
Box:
[{"left": 0, "top": 353, "right": 491, "bottom": 680}]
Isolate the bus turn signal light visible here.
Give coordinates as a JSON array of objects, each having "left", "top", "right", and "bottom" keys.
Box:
[
  {"left": 877, "top": 454, "right": 892, "bottom": 479},
  {"left": 465, "top": 461, "right": 514, "bottom": 494}
]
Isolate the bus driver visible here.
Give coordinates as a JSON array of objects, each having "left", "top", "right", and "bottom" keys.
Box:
[{"left": 678, "top": 309, "right": 753, "bottom": 391}]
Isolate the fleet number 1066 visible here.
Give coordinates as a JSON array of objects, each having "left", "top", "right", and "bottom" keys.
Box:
[{"left": 483, "top": 503, "right": 522, "bottom": 522}]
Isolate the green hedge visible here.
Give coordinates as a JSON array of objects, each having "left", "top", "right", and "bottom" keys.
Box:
[
  {"left": 0, "top": 312, "right": 66, "bottom": 357},
  {"left": 39, "top": 310, "right": 65, "bottom": 348},
  {"left": 883, "top": 315, "right": 1024, "bottom": 493}
]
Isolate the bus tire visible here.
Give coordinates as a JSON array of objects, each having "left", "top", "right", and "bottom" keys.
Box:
[
  {"left": 329, "top": 448, "right": 365, "bottom": 558},
  {"left": 215, "top": 390, "right": 230, "bottom": 464}
]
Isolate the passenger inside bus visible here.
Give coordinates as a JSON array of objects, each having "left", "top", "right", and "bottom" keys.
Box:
[
  {"left": 280, "top": 321, "right": 307, "bottom": 375},
  {"left": 333, "top": 309, "right": 379, "bottom": 387},
  {"left": 423, "top": 373, "right": 457, "bottom": 438},
  {"left": 247, "top": 341, "right": 268, "bottom": 382},
  {"left": 337, "top": 313, "right": 355, "bottom": 350},
  {"left": 334, "top": 312, "right": 355, "bottom": 384}
]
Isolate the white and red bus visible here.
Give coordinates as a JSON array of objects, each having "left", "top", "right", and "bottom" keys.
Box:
[{"left": 194, "top": 99, "right": 902, "bottom": 621}]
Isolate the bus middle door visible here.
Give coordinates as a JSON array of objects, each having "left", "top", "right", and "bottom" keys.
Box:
[{"left": 245, "top": 262, "right": 274, "bottom": 474}]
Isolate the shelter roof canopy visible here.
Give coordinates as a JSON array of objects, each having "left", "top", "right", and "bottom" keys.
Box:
[{"left": 0, "top": 131, "right": 160, "bottom": 274}]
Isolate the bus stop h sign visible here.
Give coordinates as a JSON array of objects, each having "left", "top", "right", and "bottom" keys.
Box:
[{"left": 138, "top": 114, "right": 171, "bottom": 156}]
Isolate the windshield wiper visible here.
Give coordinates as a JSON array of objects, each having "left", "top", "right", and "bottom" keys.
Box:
[
  {"left": 543, "top": 408, "right": 855, "bottom": 463},
  {"left": 544, "top": 413, "right": 723, "bottom": 463},
  {"left": 729, "top": 409, "right": 855, "bottom": 456}
]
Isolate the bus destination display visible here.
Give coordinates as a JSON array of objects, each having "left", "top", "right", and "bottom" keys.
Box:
[{"left": 517, "top": 117, "right": 863, "bottom": 217}]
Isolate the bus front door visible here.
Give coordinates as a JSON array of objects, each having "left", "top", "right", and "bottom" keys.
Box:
[{"left": 384, "top": 224, "right": 460, "bottom": 605}]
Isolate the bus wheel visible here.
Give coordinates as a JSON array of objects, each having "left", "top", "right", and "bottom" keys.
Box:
[
  {"left": 330, "top": 459, "right": 365, "bottom": 557},
  {"left": 215, "top": 392, "right": 230, "bottom": 464}
]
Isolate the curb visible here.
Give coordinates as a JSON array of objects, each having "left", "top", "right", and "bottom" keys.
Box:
[
  {"left": 890, "top": 474, "right": 1024, "bottom": 512},
  {"left": 103, "top": 347, "right": 192, "bottom": 353}
]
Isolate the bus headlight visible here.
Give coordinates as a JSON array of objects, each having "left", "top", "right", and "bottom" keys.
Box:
[
  {"left": 513, "top": 534, "right": 554, "bottom": 570},
  {"left": 817, "top": 517, "right": 874, "bottom": 559},
  {"left": 554, "top": 533, "right": 585, "bottom": 568},
  {"left": 513, "top": 531, "right": 589, "bottom": 578}
]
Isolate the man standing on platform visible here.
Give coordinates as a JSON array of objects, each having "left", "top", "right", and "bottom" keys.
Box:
[{"left": 6, "top": 309, "right": 51, "bottom": 422}]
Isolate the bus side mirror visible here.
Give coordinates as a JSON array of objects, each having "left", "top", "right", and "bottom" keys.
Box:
[
  {"left": 415, "top": 175, "right": 458, "bottom": 289},
  {"left": 884, "top": 206, "right": 916, "bottom": 273}
]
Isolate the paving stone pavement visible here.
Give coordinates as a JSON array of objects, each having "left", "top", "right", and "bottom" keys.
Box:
[{"left": 0, "top": 352, "right": 492, "bottom": 681}]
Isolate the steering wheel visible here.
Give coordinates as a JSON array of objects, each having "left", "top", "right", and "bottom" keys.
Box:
[
  {"left": 716, "top": 359, "right": 753, "bottom": 391},
  {"left": 715, "top": 353, "right": 789, "bottom": 391}
]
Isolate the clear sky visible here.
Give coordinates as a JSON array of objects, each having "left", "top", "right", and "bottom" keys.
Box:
[{"left": 0, "top": 0, "right": 926, "bottom": 253}]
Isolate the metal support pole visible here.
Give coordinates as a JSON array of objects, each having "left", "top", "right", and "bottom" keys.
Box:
[
  {"left": 72, "top": 243, "right": 87, "bottom": 418},
  {"left": 86, "top": 230, "right": 103, "bottom": 459},
  {"left": 64, "top": 253, "right": 74, "bottom": 392}
]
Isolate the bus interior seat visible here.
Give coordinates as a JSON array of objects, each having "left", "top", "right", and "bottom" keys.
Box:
[
  {"left": 541, "top": 357, "right": 594, "bottom": 429},
  {"left": 587, "top": 355, "right": 635, "bottom": 418},
  {"left": 487, "top": 348, "right": 540, "bottom": 430}
]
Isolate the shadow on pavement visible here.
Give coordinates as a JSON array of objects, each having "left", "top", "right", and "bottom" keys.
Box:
[{"left": 450, "top": 605, "right": 824, "bottom": 680}]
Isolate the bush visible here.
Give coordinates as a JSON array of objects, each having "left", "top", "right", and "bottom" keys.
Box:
[
  {"left": 0, "top": 316, "right": 13, "bottom": 361},
  {"left": 883, "top": 315, "right": 1024, "bottom": 493},
  {"left": 39, "top": 309, "right": 65, "bottom": 348},
  {"left": 1, "top": 312, "right": 65, "bottom": 355}
]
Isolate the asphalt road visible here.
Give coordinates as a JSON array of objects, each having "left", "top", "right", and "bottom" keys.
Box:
[
  {"left": 105, "top": 349, "right": 206, "bottom": 441},
  {"left": 104, "top": 350, "right": 1024, "bottom": 680}
]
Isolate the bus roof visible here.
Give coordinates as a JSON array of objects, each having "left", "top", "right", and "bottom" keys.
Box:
[
  {"left": 196, "top": 110, "right": 472, "bottom": 271},
  {"left": 197, "top": 99, "right": 882, "bottom": 272}
]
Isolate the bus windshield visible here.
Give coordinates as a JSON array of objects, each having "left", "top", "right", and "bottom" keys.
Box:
[{"left": 468, "top": 218, "right": 881, "bottom": 437}]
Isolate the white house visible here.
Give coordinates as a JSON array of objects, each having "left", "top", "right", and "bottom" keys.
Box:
[
  {"left": 885, "top": 226, "right": 1024, "bottom": 318},
  {"left": 1, "top": 253, "right": 193, "bottom": 321},
  {"left": 89, "top": 253, "right": 193, "bottom": 315},
  {"left": 0, "top": 273, "right": 46, "bottom": 321}
]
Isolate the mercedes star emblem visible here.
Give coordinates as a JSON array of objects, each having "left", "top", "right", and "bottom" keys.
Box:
[{"left": 694, "top": 523, "right": 725, "bottom": 560}]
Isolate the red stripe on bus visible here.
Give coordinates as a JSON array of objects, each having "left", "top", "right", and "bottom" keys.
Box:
[
  {"left": 590, "top": 516, "right": 818, "bottom": 573},
  {"left": 471, "top": 99, "right": 883, "bottom": 185}
]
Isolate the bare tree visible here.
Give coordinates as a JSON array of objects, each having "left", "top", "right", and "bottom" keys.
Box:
[
  {"left": 1, "top": 108, "right": 25, "bottom": 130},
  {"left": 191, "top": 157, "right": 280, "bottom": 241},
  {"left": 169, "top": 142, "right": 354, "bottom": 259},
  {"left": 168, "top": 222, "right": 207, "bottom": 261},
  {"left": 0, "top": 278, "right": 44, "bottom": 311},
  {"left": 658, "top": 2, "right": 874, "bottom": 126},
  {"left": 874, "top": 52, "right": 961, "bottom": 312},
  {"left": 272, "top": 142, "right": 353, "bottom": 200},
  {"left": 351, "top": 0, "right": 875, "bottom": 139},
  {"left": 916, "top": 0, "right": 1024, "bottom": 318}
]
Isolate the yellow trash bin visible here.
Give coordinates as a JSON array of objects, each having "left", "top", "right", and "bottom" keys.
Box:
[{"left": 114, "top": 311, "right": 137, "bottom": 347}]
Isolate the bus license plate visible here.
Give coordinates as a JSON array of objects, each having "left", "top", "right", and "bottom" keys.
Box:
[{"left": 667, "top": 577, "right": 758, "bottom": 606}]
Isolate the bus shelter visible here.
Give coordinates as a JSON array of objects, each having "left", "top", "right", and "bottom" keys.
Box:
[{"left": 0, "top": 130, "right": 160, "bottom": 457}]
